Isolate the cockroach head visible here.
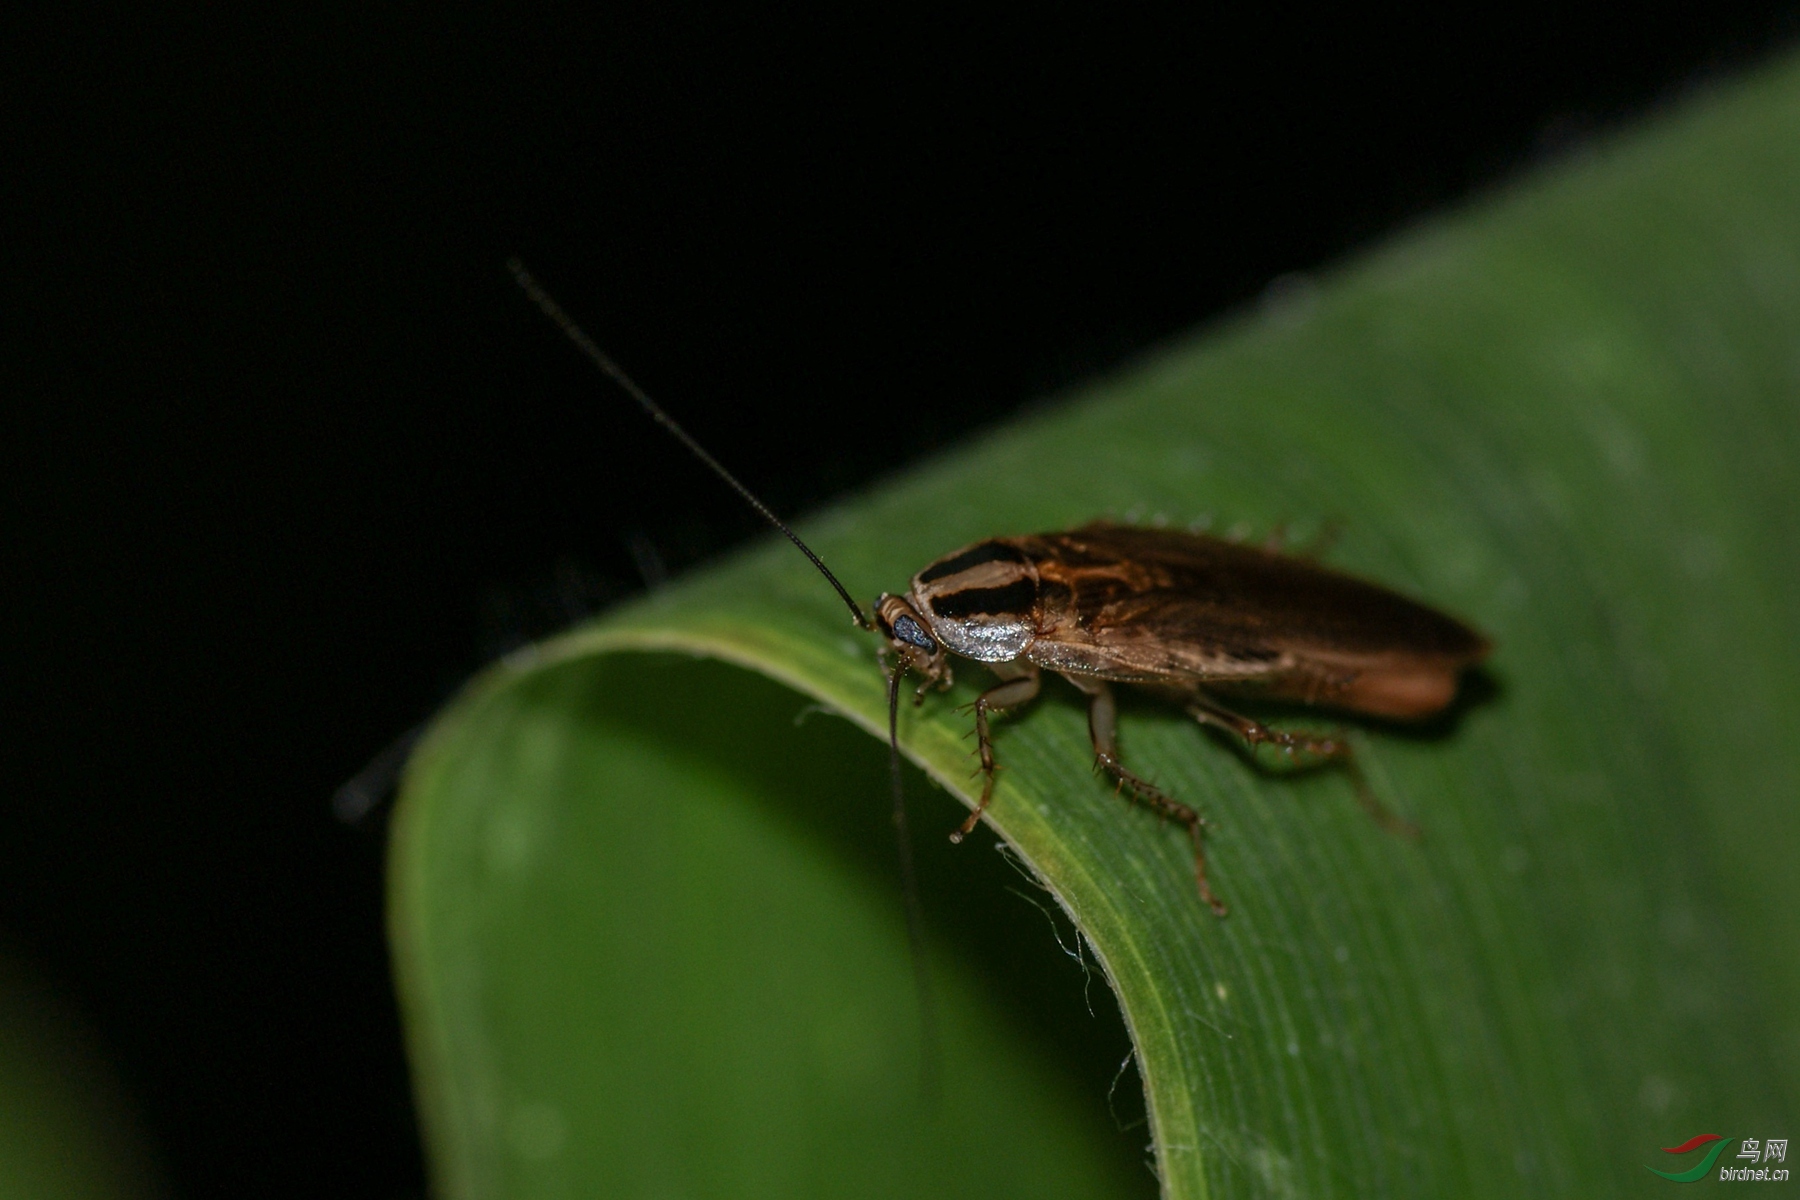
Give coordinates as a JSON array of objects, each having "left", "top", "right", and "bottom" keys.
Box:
[{"left": 875, "top": 592, "right": 951, "bottom": 691}]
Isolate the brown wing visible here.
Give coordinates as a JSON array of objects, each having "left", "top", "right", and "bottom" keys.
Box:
[{"left": 1014, "top": 522, "right": 1490, "bottom": 718}]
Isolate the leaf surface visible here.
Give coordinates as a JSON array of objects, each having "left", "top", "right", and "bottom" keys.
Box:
[{"left": 394, "top": 57, "right": 1800, "bottom": 1198}]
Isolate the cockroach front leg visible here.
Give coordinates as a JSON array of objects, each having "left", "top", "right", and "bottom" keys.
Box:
[
  {"left": 949, "top": 660, "right": 1040, "bottom": 844},
  {"left": 1064, "top": 673, "right": 1228, "bottom": 916},
  {"left": 1186, "top": 692, "right": 1419, "bottom": 838}
]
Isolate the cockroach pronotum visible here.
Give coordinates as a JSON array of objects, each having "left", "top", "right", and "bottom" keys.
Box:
[{"left": 509, "top": 261, "right": 1491, "bottom": 918}]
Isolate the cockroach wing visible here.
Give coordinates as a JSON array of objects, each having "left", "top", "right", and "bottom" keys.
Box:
[{"left": 1014, "top": 522, "right": 1490, "bottom": 720}]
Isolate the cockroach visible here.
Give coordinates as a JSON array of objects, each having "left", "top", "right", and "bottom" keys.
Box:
[{"left": 509, "top": 261, "right": 1491, "bottom": 918}]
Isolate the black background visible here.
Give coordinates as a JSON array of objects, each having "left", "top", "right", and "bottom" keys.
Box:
[{"left": 7, "top": 4, "right": 1797, "bottom": 1195}]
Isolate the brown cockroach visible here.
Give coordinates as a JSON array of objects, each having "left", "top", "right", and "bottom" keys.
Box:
[{"left": 510, "top": 261, "right": 1491, "bottom": 917}]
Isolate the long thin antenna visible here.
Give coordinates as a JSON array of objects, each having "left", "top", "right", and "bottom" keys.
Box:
[{"left": 507, "top": 258, "right": 871, "bottom": 630}]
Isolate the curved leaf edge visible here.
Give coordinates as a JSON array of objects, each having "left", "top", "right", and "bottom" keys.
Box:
[{"left": 390, "top": 612, "right": 1208, "bottom": 1197}]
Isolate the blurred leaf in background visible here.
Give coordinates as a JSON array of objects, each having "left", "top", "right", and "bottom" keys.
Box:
[
  {"left": 392, "top": 52, "right": 1800, "bottom": 1199},
  {"left": 0, "top": 946, "right": 163, "bottom": 1199}
]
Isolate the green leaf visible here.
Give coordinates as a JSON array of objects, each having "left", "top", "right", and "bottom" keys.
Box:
[
  {"left": 392, "top": 56, "right": 1800, "bottom": 1198},
  {"left": 0, "top": 950, "right": 163, "bottom": 1199}
]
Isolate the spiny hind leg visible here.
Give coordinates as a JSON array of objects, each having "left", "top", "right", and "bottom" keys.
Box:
[
  {"left": 1186, "top": 691, "right": 1419, "bottom": 838},
  {"left": 1064, "top": 673, "right": 1227, "bottom": 916},
  {"left": 950, "top": 661, "right": 1040, "bottom": 843}
]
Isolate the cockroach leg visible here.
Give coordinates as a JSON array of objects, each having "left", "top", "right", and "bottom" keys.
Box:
[
  {"left": 1186, "top": 692, "right": 1351, "bottom": 762},
  {"left": 1186, "top": 692, "right": 1420, "bottom": 839},
  {"left": 1067, "top": 674, "right": 1227, "bottom": 916},
  {"left": 950, "top": 662, "right": 1040, "bottom": 844},
  {"left": 914, "top": 663, "right": 953, "bottom": 705}
]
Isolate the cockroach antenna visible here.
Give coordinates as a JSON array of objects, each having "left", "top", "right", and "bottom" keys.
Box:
[
  {"left": 509, "top": 259, "right": 938, "bottom": 1092},
  {"left": 505, "top": 258, "right": 871, "bottom": 631}
]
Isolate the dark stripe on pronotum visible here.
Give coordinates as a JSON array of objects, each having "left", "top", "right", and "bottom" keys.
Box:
[
  {"left": 916, "top": 540, "right": 1030, "bottom": 585},
  {"left": 927, "top": 578, "right": 1039, "bottom": 619}
]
